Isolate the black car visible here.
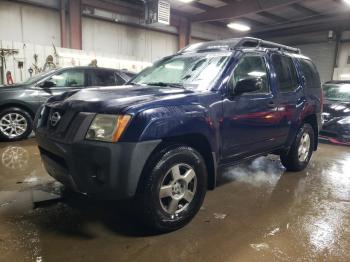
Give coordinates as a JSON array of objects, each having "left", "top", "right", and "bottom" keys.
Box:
[
  {"left": 0, "top": 66, "right": 134, "bottom": 141},
  {"left": 320, "top": 81, "right": 350, "bottom": 145}
]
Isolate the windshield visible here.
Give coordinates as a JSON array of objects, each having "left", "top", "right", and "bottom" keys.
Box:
[
  {"left": 131, "top": 52, "right": 231, "bottom": 91},
  {"left": 323, "top": 84, "right": 350, "bottom": 102},
  {"left": 19, "top": 69, "right": 58, "bottom": 85}
]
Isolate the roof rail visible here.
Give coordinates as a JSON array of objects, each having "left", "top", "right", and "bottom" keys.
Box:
[{"left": 236, "top": 37, "right": 301, "bottom": 54}]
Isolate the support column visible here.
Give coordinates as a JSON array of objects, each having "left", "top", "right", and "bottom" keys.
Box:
[
  {"left": 60, "top": 0, "right": 68, "bottom": 48},
  {"left": 69, "top": 0, "right": 82, "bottom": 50},
  {"left": 178, "top": 18, "right": 191, "bottom": 50}
]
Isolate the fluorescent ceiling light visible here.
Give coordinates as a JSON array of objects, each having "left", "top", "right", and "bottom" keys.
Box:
[
  {"left": 227, "top": 22, "right": 251, "bottom": 32},
  {"left": 344, "top": 0, "right": 350, "bottom": 4}
]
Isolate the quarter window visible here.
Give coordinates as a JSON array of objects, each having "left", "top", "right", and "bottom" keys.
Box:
[
  {"left": 231, "top": 55, "right": 270, "bottom": 93},
  {"left": 299, "top": 59, "right": 321, "bottom": 89},
  {"left": 271, "top": 54, "right": 299, "bottom": 92},
  {"left": 89, "top": 70, "right": 124, "bottom": 86}
]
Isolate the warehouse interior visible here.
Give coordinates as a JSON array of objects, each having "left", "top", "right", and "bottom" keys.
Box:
[{"left": 0, "top": 0, "right": 350, "bottom": 261}]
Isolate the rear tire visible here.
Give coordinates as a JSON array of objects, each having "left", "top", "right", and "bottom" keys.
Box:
[
  {"left": 137, "top": 144, "right": 207, "bottom": 233},
  {"left": 280, "top": 123, "right": 314, "bottom": 171},
  {"left": 0, "top": 107, "right": 33, "bottom": 141}
]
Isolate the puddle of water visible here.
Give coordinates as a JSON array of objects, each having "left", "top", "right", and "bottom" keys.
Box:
[{"left": 250, "top": 242, "right": 269, "bottom": 251}]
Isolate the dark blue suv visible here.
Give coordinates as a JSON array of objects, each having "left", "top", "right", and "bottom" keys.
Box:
[{"left": 35, "top": 38, "right": 322, "bottom": 232}]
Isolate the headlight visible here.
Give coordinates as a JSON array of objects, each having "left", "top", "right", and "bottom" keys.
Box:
[
  {"left": 338, "top": 116, "right": 350, "bottom": 125},
  {"left": 86, "top": 114, "right": 131, "bottom": 142}
]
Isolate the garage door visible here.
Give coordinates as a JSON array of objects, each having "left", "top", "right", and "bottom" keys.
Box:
[{"left": 295, "top": 42, "right": 337, "bottom": 83}]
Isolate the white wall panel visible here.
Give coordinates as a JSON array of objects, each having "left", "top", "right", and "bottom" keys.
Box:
[
  {"left": 0, "top": 2, "right": 23, "bottom": 43},
  {"left": 334, "top": 42, "right": 350, "bottom": 80},
  {"left": 82, "top": 17, "right": 178, "bottom": 63},
  {"left": 0, "top": 1, "right": 60, "bottom": 46},
  {"left": 0, "top": 39, "right": 152, "bottom": 84}
]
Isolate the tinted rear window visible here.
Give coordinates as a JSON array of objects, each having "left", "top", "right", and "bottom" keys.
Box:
[
  {"left": 299, "top": 59, "right": 321, "bottom": 89},
  {"left": 271, "top": 54, "right": 299, "bottom": 92},
  {"left": 89, "top": 70, "right": 125, "bottom": 86},
  {"left": 123, "top": 72, "right": 135, "bottom": 78}
]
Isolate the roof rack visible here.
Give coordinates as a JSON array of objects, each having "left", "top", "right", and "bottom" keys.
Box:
[
  {"left": 179, "top": 37, "right": 301, "bottom": 54},
  {"left": 236, "top": 37, "right": 301, "bottom": 54}
]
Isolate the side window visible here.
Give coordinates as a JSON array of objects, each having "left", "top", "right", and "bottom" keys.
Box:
[
  {"left": 271, "top": 54, "right": 299, "bottom": 92},
  {"left": 230, "top": 54, "right": 270, "bottom": 93},
  {"left": 299, "top": 59, "right": 321, "bottom": 89},
  {"left": 89, "top": 70, "right": 117, "bottom": 86},
  {"left": 48, "top": 70, "right": 85, "bottom": 87},
  {"left": 115, "top": 73, "right": 126, "bottom": 85}
]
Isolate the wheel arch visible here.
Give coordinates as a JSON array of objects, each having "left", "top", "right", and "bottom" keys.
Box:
[
  {"left": 303, "top": 114, "right": 318, "bottom": 151},
  {"left": 0, "top": 103, "right": 35, "bottom": 119},
  {"left": 138, "top": 133, "right": 217, "bottom": 194}
]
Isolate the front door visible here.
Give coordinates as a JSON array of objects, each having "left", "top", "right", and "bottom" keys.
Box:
[
  {"left": 36, "top": 69, "right": 86, "bottom": 103},
  {"left": 221, "top": 52, "right": 281, "bottom": 161}
]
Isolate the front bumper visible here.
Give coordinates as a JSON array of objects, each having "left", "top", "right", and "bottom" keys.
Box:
[{"left": 35, "top": 110, "right": 161, "bottom": 200}]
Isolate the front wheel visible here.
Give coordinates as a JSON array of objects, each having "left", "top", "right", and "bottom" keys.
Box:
[
  {"left": 137, "top": 145, "right": 207, "bottom": 232},
  {"left": 0, "top": 107, "right": 33, "bottom": 141},
  {"left": 280, "top": 123, "right": 315, "bottom": 172}
]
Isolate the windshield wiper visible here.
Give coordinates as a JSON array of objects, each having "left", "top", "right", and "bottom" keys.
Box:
[{"left": 144, "top": 82, "right": 185, "bottom": 89}]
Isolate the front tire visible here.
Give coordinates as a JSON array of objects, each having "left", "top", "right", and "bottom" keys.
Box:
[
  {"left": 0, "top": 107, "right": 33, "bottom": 141},
  {"left": 137, "top": 145, "right": 207, "bottom": 232},
  {"left": 280, "top": 123, "right": 314, "bottom": 171}
]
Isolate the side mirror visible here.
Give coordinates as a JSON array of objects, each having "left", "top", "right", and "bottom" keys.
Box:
[
  {"left": 235, "top": 77, "right": 263, "bottom": 94},
  {"left": 40, "top": 80, "right": 55, "bottom": 88}
]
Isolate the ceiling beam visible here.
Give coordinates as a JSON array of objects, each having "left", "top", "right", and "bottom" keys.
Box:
[
  {"left": 189, "top": 1, "right": 213, "bottom": 11},
  {"left": 253, "top": 13, "right": 350, "bottom": 38},
  {"left": 122, "top": 0, "right": 214, "bottom": 11},
  {"left": 240, "top": 17, "right": 268, "bottom": 27},
  {"left": 290, "top": 3, "right": 319, "bottom": 16},
  {"left": 192, "top": 0, "right": 304, "bottom": 22},
  {"left": 256, "top": 11, "right": 289, "bottom": 23},
  {"left": 82, "top": 0, "right": 142, "bottom": 17}
]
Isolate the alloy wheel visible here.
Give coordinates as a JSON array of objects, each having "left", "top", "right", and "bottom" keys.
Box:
[
  {"left": 159, "top": 163, "right": 197, "bottom": 216},
  {"left": 298, "top": 132, "right": 311, "bottom": 162},
  {"left": 0, "top": 113, "right": 28, "bottom": 139}
]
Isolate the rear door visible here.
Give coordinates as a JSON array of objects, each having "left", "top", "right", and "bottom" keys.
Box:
[
  {"left": 270, "top": 52, "right": 305, "bottom": 142},
  {"left": 221, "top": 52, "right": 282, "bottom": 160}
]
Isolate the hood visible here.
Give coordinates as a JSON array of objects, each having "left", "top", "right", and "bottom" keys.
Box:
[
  {"left": 46, "top": 85, "right": 195, "bottom": 113},
  {"left": 323, "top": 100, "right": 350, "bottom": 119}
]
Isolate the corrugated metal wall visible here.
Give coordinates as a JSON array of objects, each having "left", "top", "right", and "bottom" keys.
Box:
[
  {"left": 0, "top": 2, "right": 179, "bottom": 64},
  {"left": 0, "top": 1, "right": 61, "bottom": 47},
  {"left": 82, "top": 17, "right": 178, "bottom": 63}
]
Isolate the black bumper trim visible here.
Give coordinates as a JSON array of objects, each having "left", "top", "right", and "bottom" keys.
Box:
[{"left": 37, "top": 132, "right": 161, "bottom": 200}]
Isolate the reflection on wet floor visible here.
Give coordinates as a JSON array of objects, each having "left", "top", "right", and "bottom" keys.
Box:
[{"left": 0, "top": 139, "right": 350, "bottom": 261}]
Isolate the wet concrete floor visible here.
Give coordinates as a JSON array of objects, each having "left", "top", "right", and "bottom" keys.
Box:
[{"left": 0, "top": 139, "right": 349, "bottom": 261}]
